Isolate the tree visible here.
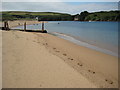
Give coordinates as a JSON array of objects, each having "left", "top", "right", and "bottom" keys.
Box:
[{"left": 79, "top": 11, "right": 89, "bottom": 21}]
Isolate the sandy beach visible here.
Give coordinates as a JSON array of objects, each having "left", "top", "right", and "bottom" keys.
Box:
[
  {"left": 1, "top": 21, "right": 118, "bottom": 88},
  {"left": 0, "top": 20, "right": 47, "bottom": 28}
]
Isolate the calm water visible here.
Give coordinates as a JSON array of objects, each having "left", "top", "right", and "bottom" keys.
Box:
[{"left": 13, "top": 21, "right": 118, "bottom": 56}]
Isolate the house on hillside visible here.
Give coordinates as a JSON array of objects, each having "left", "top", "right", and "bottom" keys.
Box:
[
  {"left": 74, "top": 17, "right": 79, "bottom": 21},
  {"left": 36, "top": 17, "right": 38, "bottom": 21}
]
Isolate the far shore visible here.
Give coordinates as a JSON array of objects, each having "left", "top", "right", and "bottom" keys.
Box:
[{"left": 1, "top": 20, "right": 118, "bottom": 88}]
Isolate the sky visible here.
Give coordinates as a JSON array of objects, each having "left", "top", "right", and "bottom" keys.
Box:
[
  {"left": 1, "top": 1, "right": 119, "bottom": 14},
  {"left": 1, "top": 0, "right": 120, "bottom": 2}
]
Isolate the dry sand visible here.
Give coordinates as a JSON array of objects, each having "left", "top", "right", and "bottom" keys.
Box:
[
  {"left": 1, "top": 20, "right": 118, "bottom": 88},
  {"left": 2, "top": 30, "right": 118, "bottom": 88},
  {"left": 42, "top": 33, "right": 118, "bottom": 88},
  {"left": 2, "top": 30, "right": 96, "bottom": 88}
]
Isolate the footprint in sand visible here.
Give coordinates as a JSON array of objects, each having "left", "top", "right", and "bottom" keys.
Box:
[
  {"left": 68, "top": 58, "right": 74, "bottom": 61},
  {"left": 43, "top": 43, "right": 48, "bottom": 45},
  {"left": 37, "top": 41, "right": 40, "bottom": 43},
  {"left": 63, "top": 53, "right": 67, "bottom": 56},
  {"left": 15, "top": 35, "right": 19, "bottom": 39},
  {"left": 53, "top": 48, "right": 56, "bottom": 50},
  {"left": 88, "top": 70, "right": 95, "bottom": 74},
  {"left": 33, "top": 40, "right": 36, "bottom": 42},
  {"left": 105, "top": 79, "right": 113, "bottom": 84},
  {"left": 56, "top": 50, "right": 60, "bottom": 52},
  {"left": 70, "top": 58, "right": 74, "bottom": 60},
  {"left": 40, "top": 84, "right": 42, "bottom": 87},
  {"left": 77, "top": 63, "right": 83, "bottom": 66}
]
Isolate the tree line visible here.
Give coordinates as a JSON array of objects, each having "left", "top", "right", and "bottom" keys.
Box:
[{"left": 1, "top": 10, "right": 120, "bottom": 21}]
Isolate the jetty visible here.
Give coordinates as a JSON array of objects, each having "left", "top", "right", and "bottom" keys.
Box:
[{"left": 0, "top": 21, "right": 47, "bottom": 33}]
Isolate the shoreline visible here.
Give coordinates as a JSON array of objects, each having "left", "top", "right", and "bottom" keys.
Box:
[
  {"left": 50, "top": 32, "right": 118, "bottom": 57},
  {"left": 10, "top": 21, "right": 118, "bottom": 57},
  {"left": 41, "top": 33, "right": 118, "bottom": 88}
]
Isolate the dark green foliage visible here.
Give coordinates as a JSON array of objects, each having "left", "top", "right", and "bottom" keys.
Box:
[
  {"left": 1, "top": 10, "right": 120, "bottom": 21},
  {"left": 84, "top": 11, "right": 120, "bottom": 21},
  {"left": 38, "top": 15, "right": 73, "bottom": 21},
  {"left": 79, "top": 11, "right": 89, "bottom": 21},
  {"left": 1, "top": 11, "right": 73, "bottom": 21}
]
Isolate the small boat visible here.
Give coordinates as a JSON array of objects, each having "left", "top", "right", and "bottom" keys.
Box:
[{"left": 89, "top": 20, "right": 92, "bottom": 22}]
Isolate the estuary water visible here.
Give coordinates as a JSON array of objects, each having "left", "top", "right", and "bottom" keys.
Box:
[{"left": 13, "top": 21, "right": 118, "bottom": 57}]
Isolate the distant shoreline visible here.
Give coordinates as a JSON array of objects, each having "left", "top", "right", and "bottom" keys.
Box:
[{"left": 1, "top": 10, "right": 120, "bottom": 21}]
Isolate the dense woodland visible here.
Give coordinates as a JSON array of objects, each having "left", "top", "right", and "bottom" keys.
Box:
[{"left": 1, "top": 10, "right": 120, "bottom": 21}]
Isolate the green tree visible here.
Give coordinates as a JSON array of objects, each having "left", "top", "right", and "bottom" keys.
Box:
[{"left": 79, "top": 11, "right": 89, "bottom": 21}]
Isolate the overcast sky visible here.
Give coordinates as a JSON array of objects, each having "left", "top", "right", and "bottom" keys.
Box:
[{"left": 2, "top": 2, "right": 119, "bottom": 14}]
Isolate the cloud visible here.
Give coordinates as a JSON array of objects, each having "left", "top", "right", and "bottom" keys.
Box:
[
  {"left": 1, "top": 0, "right": 120, "bottom": 2},
  {"left": 2, "top": 2, "right": 118, "bottom": 14}
]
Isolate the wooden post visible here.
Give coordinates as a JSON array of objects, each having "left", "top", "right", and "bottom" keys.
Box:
[
  {"left": 24, "top": 22, "right": 26, "bottom": 31},
  {"left": 4, "top": 21, "right": 9, "bottom": 30},
  {"left": 6, "top": 21, "right": 9, "bottom": 30},
  {"left": 42, "top": 21, "right": 44, "bottom": 32},
  {"left": 4, "top": 21, "right": 7, "bottom": 30}
]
